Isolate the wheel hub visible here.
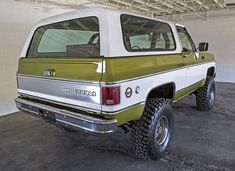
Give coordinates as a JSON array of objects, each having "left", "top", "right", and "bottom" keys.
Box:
[
  {"left": 155, "top": 116, "right": 169, "bottom": 145},
  {"left": 209, "top": 88, "right": 215, "bottom": 104}
]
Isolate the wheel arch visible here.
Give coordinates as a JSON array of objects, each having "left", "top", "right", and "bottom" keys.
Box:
[
  {"left": 207, "top": 67, "right": 216, "bottom": 78},
  {"left": 146, "top": 82, "right": 176, "bottom": 101}
]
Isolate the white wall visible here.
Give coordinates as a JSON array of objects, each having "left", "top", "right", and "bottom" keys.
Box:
[
  {"left": 180, "top": 14, "right": 235, "bottom": 83},
  {"left": 0, "top": 0, "right": 74, "bottom": 116}
]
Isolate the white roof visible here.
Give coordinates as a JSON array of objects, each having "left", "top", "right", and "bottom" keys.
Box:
[
  {"left": 36, "top": 7, "right": 178, "bottom": 28},
  {"left": 20, "top": 7, "right": 183, "bottom": 58}
]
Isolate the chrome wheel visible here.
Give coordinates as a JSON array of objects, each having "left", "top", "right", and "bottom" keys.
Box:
[
  {"left": 209, "top": 88, "right": 215, "bottom": 104},
  {"left": 155, "top": 116, "right": 169, "bottom": 145}
]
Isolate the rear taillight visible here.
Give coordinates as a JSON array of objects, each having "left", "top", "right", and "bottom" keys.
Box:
[{"left": 102, "top": 86, "right": 120, "bottom": 105}]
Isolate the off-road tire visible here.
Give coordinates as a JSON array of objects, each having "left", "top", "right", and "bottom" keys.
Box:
[
  {"left": 63, "top": 126, "right": 76, "bottom": 133},
  {"left": 131, "top": 98, "right": 174, "bottom": 160},
  {"left": 196, "top": 77, "right": 215, "bottom": 111}
]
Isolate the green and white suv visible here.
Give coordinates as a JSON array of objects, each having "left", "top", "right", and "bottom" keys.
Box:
[{"left": 15, "top": 8, "right": 216, "bottom": 160}]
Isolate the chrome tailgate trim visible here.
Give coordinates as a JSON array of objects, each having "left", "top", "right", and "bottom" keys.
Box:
[{"left": 17, "top": 75, "right": 102, "bottom": 111}]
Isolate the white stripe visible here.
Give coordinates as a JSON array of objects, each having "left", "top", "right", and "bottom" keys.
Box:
[{"left": 102, "top": 61, "right": 215, "bottom": 112}]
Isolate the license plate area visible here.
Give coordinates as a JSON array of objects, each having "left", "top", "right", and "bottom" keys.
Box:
[{"left": 38, "top": 109, "right": 56, "bottom": 122}]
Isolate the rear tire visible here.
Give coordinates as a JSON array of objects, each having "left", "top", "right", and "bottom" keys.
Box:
[
  {"left": 63, "top": 126, "right": 76, "bottom": 133},
  {"left": 196, "top": 77, "right": 215, "bottom": 111},
  {"left": 131, "top": 98, "right": 174, "bottom": 160}
]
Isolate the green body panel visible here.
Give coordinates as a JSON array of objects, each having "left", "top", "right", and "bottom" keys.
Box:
[
  {"left": 102, "top": 54, "right": 183, "bottom": 82},
  {"left": 17, "top": 53, "right": 214, "bottom": 83},
  {"left": 101, "top": 53, "right": 214, "bottom": 82},
  {"left": 104, "top": 103, "right": 145, "bottom": 125},
  {"left": 183, "top": 52, "right": 214, "bottom": 66},
  {"left": 17, "top": 57, "right": 103, "bottom": 81},
  {"left": 173, "top": 79, "right": 206, "bottom": 102}
]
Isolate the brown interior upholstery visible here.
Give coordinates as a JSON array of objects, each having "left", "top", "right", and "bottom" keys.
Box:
[{"left": 66, "top": 44, "right": 100, "bottom": 57}]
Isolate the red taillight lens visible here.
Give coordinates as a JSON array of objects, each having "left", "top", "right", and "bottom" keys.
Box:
[{"left": 102, "top": 86, "right": 120, "bottom": 105}]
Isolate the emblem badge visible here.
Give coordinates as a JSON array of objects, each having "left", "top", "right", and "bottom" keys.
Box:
[
  {"left": 43, "top": 69, "right": 56, "bottom": 77},
  {"left": 125, "top": 87, "right": 132, "bottom": 98},
  {"left": 135, "top": 86, "right": 140, "bottom": 94}
]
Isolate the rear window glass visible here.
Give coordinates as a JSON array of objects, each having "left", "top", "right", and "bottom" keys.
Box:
[
  {"left": 27, "top": 17, "right": 100, "bottom": 58},
  {"left": 121, "top": 14, "right": 176, "bottom": 52}
]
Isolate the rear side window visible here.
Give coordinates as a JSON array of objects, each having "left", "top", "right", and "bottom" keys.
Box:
[
  {"left": 27, "top": 17, "right": 100, "bottom": 58},
  {"left": 121, "top": 14, "right": 176, "bottom": 52}
]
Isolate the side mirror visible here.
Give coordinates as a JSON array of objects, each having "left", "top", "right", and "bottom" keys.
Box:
[{"left": 198, "top": 42, "right": 209, "bottom": 51}]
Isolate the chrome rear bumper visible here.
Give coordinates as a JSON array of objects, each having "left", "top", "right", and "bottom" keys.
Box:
[{"left": 15, "top": 98, "right": 117, "bottom": 133}]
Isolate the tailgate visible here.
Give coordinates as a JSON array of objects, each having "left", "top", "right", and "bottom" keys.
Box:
[{"left": 17, "top": 58, "right": 103, "bottom": 112}]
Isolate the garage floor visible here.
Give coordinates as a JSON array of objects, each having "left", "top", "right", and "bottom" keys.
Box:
[{"left": 0, "top": 82, "right": 235, "bottom": 171}]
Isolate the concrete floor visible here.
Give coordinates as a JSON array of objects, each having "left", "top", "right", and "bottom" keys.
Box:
[{"left": 0, "top": 82, "right": 235, "bottom": 171}]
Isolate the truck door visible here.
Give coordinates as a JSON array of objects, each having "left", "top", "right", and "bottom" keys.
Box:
[{"left": 176, "top": 26, "right": 203, "bottom": 87}]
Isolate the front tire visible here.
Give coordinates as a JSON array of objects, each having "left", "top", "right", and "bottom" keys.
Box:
[
  {"left": 196, "top": 77, "right": 216, "bottom": 111},
  {"left": 131, "top": 99, "right": 174, "bottom": 160}
]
